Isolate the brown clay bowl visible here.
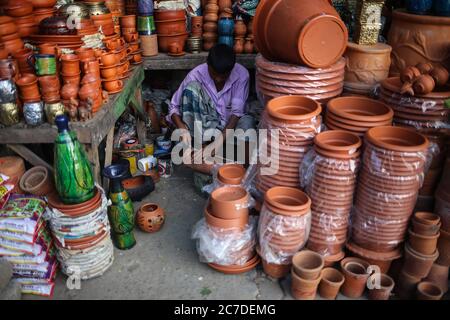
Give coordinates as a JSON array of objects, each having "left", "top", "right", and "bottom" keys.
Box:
[
  {"left": 5, "top": 2, "right": 33, "bottom": 17},
  {"left": 204, "top": 204, "right": 247, "bottom": 230},
  {"left": 327, "top": 96, "right": 394, "bottom": 123},
  {"left": 366, "top": 126, "right": 429, "bottom": 153},
  {"left": 257, "top": 79, "right": 344, "bottom": 96}
]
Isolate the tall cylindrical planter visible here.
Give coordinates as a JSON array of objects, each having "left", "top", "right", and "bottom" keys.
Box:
[{"left": 141, "top": 35, "right": 158, "bottom": 56}]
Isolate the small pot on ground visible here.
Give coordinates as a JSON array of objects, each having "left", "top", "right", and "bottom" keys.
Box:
[
  {"left": 367, "top": 273, "right": 395, "bottom": 300},
  {"left": 292, "top": 250, "right": 324, "bottom": 280},
  {"left": 416, "top": 281, "right": 444, "bottom": 300},
  {"left": 261, "top": 259, "right": 290, "bottom": 279},
  {"left": 291, "top": 269, "right": 322, "bottom": 300},
  {"left": 403, "top": 244, "right": 439, "bottom": 278},
  {"left": 136, "top": 203, "right": 165, "bottom": 233},
  {"left": 424, "top": 263, "right": 449, "bottom": 293},
  {"left": 318, "top": 267, "right": 345, "bottom": 300},
  {"left": 340, "top": 257, "right": 370, "bottom": 298}
]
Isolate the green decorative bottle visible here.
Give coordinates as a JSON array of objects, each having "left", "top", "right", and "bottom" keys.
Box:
[
  {"left": 54, "top": 115, "right": 95, "bottom": 204},
  {"left": 103, "top": 164, "right": 136, "bottom": 250}
]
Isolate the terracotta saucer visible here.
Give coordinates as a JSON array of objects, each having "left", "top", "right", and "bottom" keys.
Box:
[{"left": 105, "top": 86, "right": 124, "bottom": 94}]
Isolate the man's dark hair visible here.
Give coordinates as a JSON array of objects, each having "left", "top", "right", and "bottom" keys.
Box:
[{"left": 207, "top": 44, "right": 236, "bottom": 74}]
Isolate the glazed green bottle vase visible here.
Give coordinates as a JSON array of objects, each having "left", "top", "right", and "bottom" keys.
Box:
[
  {"left": 54, "top": 115, "right": 95, "bottom": 204},
  {"left": 103, "top": 164, "right": 136, "bottom": 250}
]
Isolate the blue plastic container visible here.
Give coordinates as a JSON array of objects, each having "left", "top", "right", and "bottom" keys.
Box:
[{"left": 218, "top": 17, "right": 234, "bottom": 36}]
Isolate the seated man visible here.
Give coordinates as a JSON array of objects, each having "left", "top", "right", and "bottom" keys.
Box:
[{"left": 167, "top": 44, "right": 255, "bottom": 154}]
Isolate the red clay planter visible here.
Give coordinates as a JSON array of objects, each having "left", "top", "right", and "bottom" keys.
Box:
[
  {"left": 402, "top": 244, "right": 439, "bottom": 278},
  {"left": 217, "top": 164, "right": 245, "bottom": 185},
  {"left": 210, "top": 186, "right": 249, "bottom": 219},
  {"left": 416, "top": 281, "right": 444, "bottom": 300},
  {"left": 292, "top": 250, "right": 324, "bottom": 280},
  {"left": 340, "top": 257, "right": 370, "bottom": 298},
  {"left": 291, "top": 268, "right": 322, "bottom": 300},
  {"left": 318, "top": 267, "right": 345, "bottom": 300},
  {"left": 367, "top": 273, "right": 395, "bottom": 300}
]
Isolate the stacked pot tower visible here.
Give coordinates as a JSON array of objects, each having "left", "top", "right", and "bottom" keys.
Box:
[{"left": 203, "top": 0, "right": 219, "bottom": 50}]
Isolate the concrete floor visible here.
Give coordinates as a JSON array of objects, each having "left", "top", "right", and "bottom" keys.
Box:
[{"left": 25, "top": 166, "right": 368, "bottom": 300}]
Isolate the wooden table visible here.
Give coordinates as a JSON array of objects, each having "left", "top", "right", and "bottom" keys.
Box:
[
  {"left": 0, "top": 65, "right": 146, "bottom": 188},
  {"left": 143, "top": 52, "right": 257, "bottom": 70}
]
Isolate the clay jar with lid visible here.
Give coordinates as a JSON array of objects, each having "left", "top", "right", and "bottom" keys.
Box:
[
  {"left": 136, "top": 203, "right": 165, "bottom": 233},
  {"left": 318, "top": 267, "right": 345, "bottom": 299},
  {"left": 254, "top": 0, "right": 347, "bottom": 67},
  {"left": 340, "top": 257, "right": 370, "bottom": 298},
  {"left": 210, "top": 186, "right": 249, "bottom": 219},
  {"left": 292, "top": 250, "right": 324, "bottom": 280}
]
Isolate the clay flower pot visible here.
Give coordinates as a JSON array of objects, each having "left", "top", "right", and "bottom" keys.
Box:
[
  {"left": 261, "top": 259, "right": 290, "bottom": 279},
  {"left": 291, "top": 269, "right": 322, "bottom": 300},
  {"left": 408, "top": 228, "right": 440, "bottom": 255},
  {"left": 366, "top": 126, "right": 429, "bottom": 153},
  {"left": 60, "top": 54, "right": 80, "bottom": 75},
  {"left": 16, "top": 74, "right": 40, "bottom": 99},
  {"left": 367, "top": 273, "right": 395, "bottom": 300},
  {"left": 38, "top": 75, "right": 61, "bottom": 92},
  {"left": 314, "top": 130, "right": 362, "bottom": 158},
  {"left": 424, "top": 263, "right": 449, "bottom": 293},
  {"left": 99, "top": 52, "right": 119, "bottom": 67},
  {"left": 19, "top": 166, "right": 55, "bottom": 196},
  {"left": 340, "top": 257, "right": 370, "bottom": 298},
  {"left": 264, "top": 186, "right": 311, "bottom": 216},
  {"left": 292, "top": 250, "right": 324, "bottom": 280},
  {"left": 318, "top": 267, "right": 345, "bottom": 300},
  {"left": 254, "top": 0, "right": 347, "bottom": 68},
  {"left": 119, "top": 15, "right": 136, "bottom": 28},
  {"left": 204, "top": 204, "right": 248, "bottom": 230},
  {"left": 267, "top": 95, "right": 322, "bottom": 124},
  {"left": 210, "top": 186, "right": 249, "bottom": 219},
  {"left": 136, "top": 203, "right": 165, "bottom": 233},
  {"left": 396, "top": 270, "right": 421, "bottom": 299},
  {"left": 403, "top": 244, "right": 439, "bottom": 278},
  {"left": 416, "top": 281, "right": 444, "bottom": 300},
  {"left": 413, "top": 211, "right": 441, "bottom": 226},
  {"left": 217, "top": 164, "right": 245, "bottom": 185},
  {"left": 413, "top": 220, "right": 442, "bottom": 237},
  {"left": 436, "top": 228, "right": 450, "bottom": 266}
]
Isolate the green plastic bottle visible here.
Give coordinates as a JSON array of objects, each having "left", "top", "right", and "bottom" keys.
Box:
[{"left": 54, "top": 115, "right": 95, "bottom": 204}]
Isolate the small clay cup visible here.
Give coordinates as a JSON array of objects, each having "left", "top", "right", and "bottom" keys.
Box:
[
  {"left": 291, "top": 250, "right": 324, "bottom": 280},
  {"left": 291, "top": 269, "right": 322, "bottom": 300},
  {"left": 408, "top": 228, "right": 440, "bottom": 255},
  {"left": 367, "top": 273, "right": 394, "bottom": 300},
  {"left": 416, "top": 281, "right": 444, "bottom": 300},
  {"left": 102, "top": 79, "right": 123, "bottom": 92},
  {"left": 318, "top": 268, "right": 345, "bottom": 300},
  {"left": 99, "top": 52, "right": 119, "bottom": 67}
]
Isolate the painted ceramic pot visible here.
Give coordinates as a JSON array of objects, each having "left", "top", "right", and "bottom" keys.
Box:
[
  {"left": 254, "top": 0, "right": 348, "bottom": 67},
  {"left": 388, "top": 10, "right": 450, "bottom": 75},
  {"left": 136, "top": 203, "right": 165, "bottom": 233}
]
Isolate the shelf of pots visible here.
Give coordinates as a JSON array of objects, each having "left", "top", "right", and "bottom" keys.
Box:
[{"left": 0, "top": 66, "right": 146, "bottom": 187}]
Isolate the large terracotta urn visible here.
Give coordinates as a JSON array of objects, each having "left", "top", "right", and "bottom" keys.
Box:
[{"left": 388, "top": 10, "right": 450, "bottom": 75}]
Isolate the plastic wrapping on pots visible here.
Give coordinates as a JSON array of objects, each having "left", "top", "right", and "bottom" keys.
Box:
[
  {"left": 380, "top": 77, "right": 450, "bottom": 130},
  {"left": 350, "top": 126, "right": 430, "bottom": 253},
  {"left": 258, "top": 202, "right": 311, "bottom": 265},
  {"left": 191, "top": 216, "right": 257, "bottom": 266},
  {"left": 255, "top": 54, "right": 345, "bottom": 106}
]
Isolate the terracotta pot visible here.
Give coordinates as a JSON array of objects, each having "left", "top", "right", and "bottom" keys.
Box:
[
  {"left": 291, "top": 269, "right": 321, "bottom": 300},
  {"left": 203, "top": 22, "right": 217, "bottom": 33},
  {"left": 398, "top": 66, "right": 420, "bottom": 82},
  {"left": 99, "top": 52, "right": 118, "bottom": 67},
  {"left": 204, "top": 203, "right": 248, "bottom": 230},
  {"left": 424, "top": 263, "right": 449, "bottom": 293},
  {"left": 100, "top": 65, "right": 118, "bottom": 79},
  {"left": 233, "top": 37, "right": 244, "bottom": 54},
  {"left": 157, "top": 32, "right": 188, "bottom": 53},
  {"left": 396, "top": 269, "right": 421, "bottom": 299},
  {"left": 367, "top": 274, "right": 395, "bottom": 300},
  {"left": 123, "top": 32, "right": 139, "bottom": 43},
  {"left": 327, "top": 96, "right": 394, "bottom": 123},
  {"left": 0, "top": 16, "right": 18, "bottom": 36},
  {"left": 416, "top": 281, "right": 444, "bottom": 300},
  {"left": 345, "top": 241, "right": 401, "bottom": 274},
  {"left": 403, "top": 244, "right": 439, "bottom": 278},
  {"left": 340, "top": 257, "right": 370, "bottom": 298},
  {"left": 62, "top": 73, "right": 81, "bottom": 86},
  {"left": 16, "top": 74, "right": 40, "bottom": 99},
  {"left": 317, "top": 267, "right": 345, "bottom": 299},
  {"left": 102, "top": 79, "right": 123, "bottom": 92},
  {"left": 264, "top": 187, "right": 311, "bottom": 216},
  {"left": 78, "top": 83, "right": 100, "bottom": 101},
  {"left": 261, "top": 259, "right": 290, "bottom": 279},
  {"left": 365, "top": 126, "right": 429, "bottom": 155},
  {"left": 154, "top": 9, "right": 185, "bottom": 21},
  {"left": 12, "top": 47, "right": 35, "bottom": 74},
  {"left": 155, "top": 19, "right": 187, "bottom": 35},
  {"left": 47, "top": 187, "right": 102, "bottom": 217},
  {"left": 19, "top": 166, "right": 54, "bottom": 196},
  {"left": 234, "top": 19, "right": 246, "bottom": 38},
  {"left": 38, "top": 75, "right": 60, "bottom": 92},
  {"left": 4, "top": 0, "right": 33, "bottom": 17},
  {"left": 60, "top": 54, "right": 80, "bottom": 75},
  {"left": 61, "top": 83, "right": 79, "bottom": 100},
  {"left": 436, "top": 228, "right": 450, "bottom": 266},
  {"left": 3, "top": 37, "right": 24, "bottom": 55},
  {"left": 136, "top": 203, "right": 165, "bottom": 233},
  {"left": 291, "top": 250, "right": 324, "bottom": 280},
  {"left": 388, "top": 10, "right": 450, "bottom": 75},
  {"left": 210, "top": 186, "right": 249, "bottom": 219},
  {"left": 119, "top": 15, "right": 136, "bottom": 28},
  {"left": 38, "top": 43, "right": 62, "bottom": 58},
  {"left": 408, "top": 228, "right": 440, "bottom": 255},
  {"left": 254, "top": 0, "right": 347, "bottom": 68},
  {"left": 344, "top": 42, "right": 392, "bottom": 86},
  {"left": 217, "top": 164, "right": 245, "bottom": 185},
  {"left": 75, "top": 47, "right": 95, "bottom": 61}
]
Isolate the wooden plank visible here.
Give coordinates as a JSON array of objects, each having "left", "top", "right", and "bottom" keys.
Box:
[
  {"left": 143, "top": 52, "right": 257, "bottom": 70},
  {"left": 102, "top": 126, "right": 115, "bottom": 192},
  {"left": 6, "top": 144, "right": 53, "bottom": 172}
]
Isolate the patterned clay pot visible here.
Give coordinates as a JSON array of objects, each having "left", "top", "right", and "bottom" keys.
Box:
[{"left": 136, "top": 203, "right": 165, "bottom": 233}]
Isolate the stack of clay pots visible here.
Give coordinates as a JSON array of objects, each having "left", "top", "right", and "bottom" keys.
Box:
[
  {"left": 396, "top": 212, "right": 442, "bottom": 299},
  {"left": 203, "top": 0, "right": 219, "bottom": 50},
  {"left": 255, "top": 55, "right": 346, "bottom": 105},
  {"left": 118, "top": 15, "right": 143, "bottom": 63},
  {"left": 187, "top": 15, "right": 203, "bottom": 53},
  {"left": 154, "top": 9, "right": 188, "bottom": 55},
  {"left": 304, "top": 130, "right": 362, "bottom": 265},
  {"left": 46, "top": 186, "right": 115, "bottom": 280},
  {"left": 325, "top": 97, "right": 394, "bottom": 137},
  {"left": 19, "top": 165, "right": 55, "bottom": 197},
  {"left": 380, "top": 77, "right": 450, "bottom": 130},
  {"left": 2, "top": 0, "right": 39, "bottom": 38},
  {"left": 216, "top": 0, "right": 233, "bottom": 47},
  {"left": 317, "top": 267, "right": 345, "bottom": 300},
  {"left": 203, "top": 185, "right": 258, "bottom": 273},
  {"left": 258, "top": 187, "right": 311, "bottom": 279},
  {"left": 0, "top": 16, "right": 24, "bottom": 55},
  {"left": 253, "top": 0, "right": 347, "bottom": 67},
  {"left": 290, "top": 250, "right": 324, "bottom": 300},
  {"left": 0, "top": 156, "right": 25, "bottom": 193},
  {"left": 233, "top": 18, "right": 246, "bottom": 54},
  {"left": 343, "top": 42, "right": 392, "bottom": 96},
  {"left": 34, "top": 0, "right": 57, "bottom": 25},
  {"left": 12, "top": 47, "right": 35, "bottom": 75},
  {"left": 255, "top": 96, "right": 322, "bottom": 194},
  {"left": 349, "top": 126, "right": 429, "bottom": 273}
]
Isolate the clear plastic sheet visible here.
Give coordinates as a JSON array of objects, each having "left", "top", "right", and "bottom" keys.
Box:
[
  {"left": 299, "top": 149, "right": 360, "bottom": 256},
  {"left": 191, "top": 216, "right": 257, "bottom": 266},
  {"left": 257, "top": 205, "right": 311, "bottom": 265},
  {"left": 350, "top": 141, "right": 429, "bottom": 252}
]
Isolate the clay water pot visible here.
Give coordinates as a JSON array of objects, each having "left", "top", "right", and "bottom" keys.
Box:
[
  {"left": 102, "top": 79, "right": 123, "bottom": 92},
  {"left": 104, "top": 38, "right": 126, "bottom": 51},
  {"left": 291, "top": 250, "right": 324, "bottom": 280},
  {"left": 430, "top": 66, "right": 449, "bottom": 86},
  {"left": 367, "top": 274, "right": 395, "bottom": 300},
  {"left": 436, "top": 228, "right": 450, "bottom": 266},
  {"left": 424, "top": 263, "right": 449, "bottom": 293},
  {"left": 261, "top": 259, "right": 290, "bottom": 279},
  {"left": 340, "top": 257, "right": 370, "bottom": 298},
  {"left": 100, "top": 65, "right": 118, "bottom": 79},
  {"left": 254, "top": 0, "right": 347, "bottom": 67},
  {"left": 210, "top": 186, "right": 249, "bottom": 219},
  {"left": 416, "top": 281, "right": 444, "bottom": 300},
  {"left": 16, "top": 74, "right": 40, "bottom": 99},
  {"left": 413, "top": 74, "right": 435, "bottom": 95},
  {"left": 403, "top": 244, "right": 439, "bottom": 278},
  {"left": 291, "top": 269, "right": 322, "bottom": 300},
  {"left": 119, "top": 15, "right": 136, "bottom": 28},
  {"left": 408, "top": 228, "right": 440, "bottom": 255},
  {"left": 136, "top": 203, "right": 165, "bottom": 233},
  {"left": 19, "top": 166, "right": 54, "bottom": 196},
  {"left": 318, "top": 268, "right": 345, "bottom": 299},
  {"left": 204, "top": 204, "right": 247, "bottom": 230}
]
